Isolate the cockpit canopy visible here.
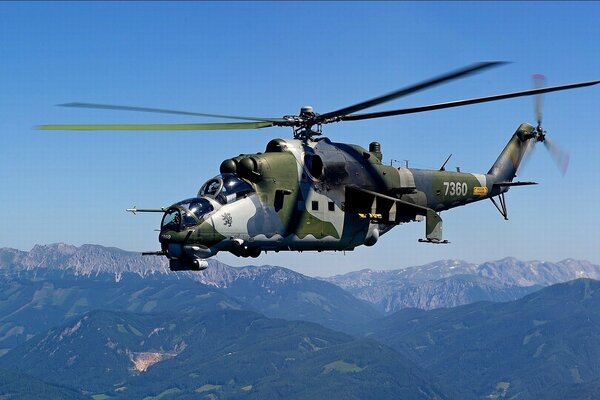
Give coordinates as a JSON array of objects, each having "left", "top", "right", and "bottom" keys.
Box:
[
  {"left": 198, "top": 173, "right": 254, "bottom": 204},
  {"left": 161, "top": 197, "right": 214, "bottom": 232},
  {"left": 161, "top": 174, "right": 254, "bottom": 233}
]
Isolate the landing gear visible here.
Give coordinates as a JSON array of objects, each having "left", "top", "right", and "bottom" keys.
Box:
[
  {"left": 419, "top": 209, "right": 449, "bottom": 244},
  {"left": 490, "top": 193, "right": 509, "bottom": 220}
]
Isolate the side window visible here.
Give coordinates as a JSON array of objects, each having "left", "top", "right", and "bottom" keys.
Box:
[
  {"left": 311, "top": 200, "right": 319, "bottom": 211},
  {"left": 328, "top": 201, "right": 335, "bottom": 212}
]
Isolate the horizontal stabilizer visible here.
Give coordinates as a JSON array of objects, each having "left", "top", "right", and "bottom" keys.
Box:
[{"left": 493, "top": 181, "right": 538, "bottom": 187}]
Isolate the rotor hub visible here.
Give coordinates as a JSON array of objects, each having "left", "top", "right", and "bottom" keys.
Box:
[{"left": 300, "top": 105, "right": 314, "bottom": 116}]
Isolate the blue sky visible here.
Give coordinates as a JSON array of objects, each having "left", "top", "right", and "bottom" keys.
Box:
[{"left": 1, "top": 2, "right": 599, "bottom": 276}]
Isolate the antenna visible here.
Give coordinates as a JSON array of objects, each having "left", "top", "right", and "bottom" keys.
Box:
[{"left": 439, "top": 154, "right": 452, "bottom": 171}]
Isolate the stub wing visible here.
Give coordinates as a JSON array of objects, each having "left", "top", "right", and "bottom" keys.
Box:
[{"left": 345, "top": 186, "right": 447, "bottom": 243}]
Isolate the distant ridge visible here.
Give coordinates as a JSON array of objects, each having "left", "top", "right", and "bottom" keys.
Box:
[
  {"left": 2, "top": 243, "right": 599, "bottom": 315},
  {"left": 324, "top": 257, "right": 600, "bottom": 312},
  {"left": 0, "top": 243, "right": 171, "bottom": 277},
  {"left": 0, "top": 243, "right": 379, "bottom": 345}
]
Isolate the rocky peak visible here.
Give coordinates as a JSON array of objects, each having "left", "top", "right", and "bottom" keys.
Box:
[
  {"left": 197, "top": 262, "right": 308, "bottom": 289},
  {"left": 0, "top": 243, "right": 171, "bottom": 278},
  {"left": 323, "top": 257, "right": 600, "bottom": 313}
]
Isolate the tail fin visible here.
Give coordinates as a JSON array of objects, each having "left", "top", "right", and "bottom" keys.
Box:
[{"left": 488, "top": 123, "right": 535, "bottom": 182}]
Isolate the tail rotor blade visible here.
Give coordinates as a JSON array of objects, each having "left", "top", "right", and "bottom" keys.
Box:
[
  {"left": 533, "top": 74, "right": 546, "bottom": 126},
  {"left": 517, "top": 138, "right": 537, "bottom": 175},
  {"left": 544, "top": 137, "right": 570, "bottom": 175}
]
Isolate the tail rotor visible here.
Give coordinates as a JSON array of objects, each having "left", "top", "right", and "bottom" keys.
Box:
[{"left": 529, "top": 74, "right": 570, "bottom": 175}]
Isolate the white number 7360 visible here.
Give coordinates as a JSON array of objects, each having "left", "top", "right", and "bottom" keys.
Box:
[{"left": 443, "top": 181, "right": 468, "bottom": 196}]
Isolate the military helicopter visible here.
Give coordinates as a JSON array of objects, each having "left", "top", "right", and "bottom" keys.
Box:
[{"left": 41, "top": 62, "right": 598, "bottom": 271}]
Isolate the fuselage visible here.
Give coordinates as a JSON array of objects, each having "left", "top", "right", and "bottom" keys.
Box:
[{"left": 158, "top": 123, "right": 535, "bottom": 271}]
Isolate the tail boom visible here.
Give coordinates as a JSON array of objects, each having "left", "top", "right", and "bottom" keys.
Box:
[{"left": 488, "top": 123, "right": 535, "bottom": 183}]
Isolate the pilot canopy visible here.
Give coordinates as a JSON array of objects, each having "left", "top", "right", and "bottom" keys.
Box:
[{"left": 198, "top": 173, "right": 254, "bottom": 205}]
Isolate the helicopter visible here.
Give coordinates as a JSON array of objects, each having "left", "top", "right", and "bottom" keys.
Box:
[{"left": 41, "top": 62, "right": 598, "bottom": 271}]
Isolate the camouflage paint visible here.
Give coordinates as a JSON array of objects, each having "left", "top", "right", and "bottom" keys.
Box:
[{"left": 158, "top": 124, "right": 536, "bottom": 269}]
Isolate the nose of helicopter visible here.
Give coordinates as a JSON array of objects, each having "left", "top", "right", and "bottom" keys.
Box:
[{"left": 158, "top": 205, "right": 214, "bottom": 271}]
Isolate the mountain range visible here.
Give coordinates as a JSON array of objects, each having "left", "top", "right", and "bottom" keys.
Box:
[
  {"left": 324, "top": 258, "right": 600, "bottom": 312},
  {"left": 0, "top": 244, "right": 378, "bottom": 351},
  {"left": 4, "top": 244, "right": 600, "bottom": 317},
  {"left": 1, "top": 243, "right": 600, "bottom": 399}
]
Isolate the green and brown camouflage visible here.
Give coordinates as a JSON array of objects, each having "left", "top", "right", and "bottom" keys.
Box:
[{"left": 158, "top": 123, "right": 537, "bottom": 271}]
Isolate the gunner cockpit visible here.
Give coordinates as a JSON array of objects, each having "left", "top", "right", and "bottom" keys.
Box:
[
  {"left": 161, "top": 197, "right": 214, "bottom": 232},
  {"left": 161, "top": 174, "right": 254, "bottom": 233}
]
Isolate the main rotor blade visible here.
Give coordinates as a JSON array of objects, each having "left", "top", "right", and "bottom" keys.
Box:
[
  {"left": 342, "top": 80, "right": 600, "bottom": 122},
  {"left": 59, "top": 102, "right": 287, "bottom": 123},
  {"left": 318, "top": 61, "right": 507, "bottom": 122},
  {"left": 38, "top": 121, "right": 275, "bottom": 131}
]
